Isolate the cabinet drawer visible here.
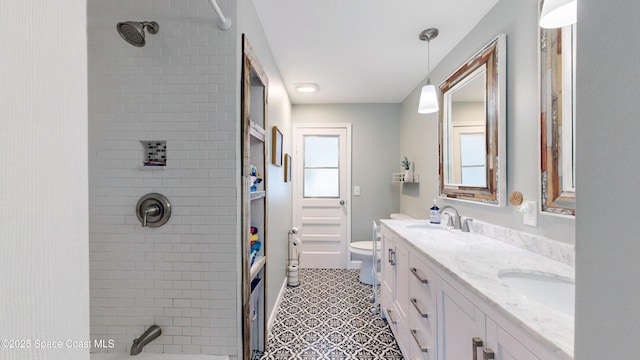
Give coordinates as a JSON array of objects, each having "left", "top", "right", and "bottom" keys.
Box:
[
  {"left": 407, "top": 315, "right": 435, "bottom": 360},
  {"left": 407, "top": 289, "right": 437, "bottom": 338},
  {"left": 385, "top": 301, "right": 411, "bottom": 358},
  {"left": 381, "top": 286, "right": 393, "bottom": 324},
  {"left": 383, "top": 287, "right": 400, "bottom": 332},
  {"left": 409, "top": 253, "right": 437, "bottom": 304}
]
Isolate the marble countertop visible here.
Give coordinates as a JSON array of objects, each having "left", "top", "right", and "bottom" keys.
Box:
[{"left": 380, "top": 219, "right": 574, "bottom": 359}]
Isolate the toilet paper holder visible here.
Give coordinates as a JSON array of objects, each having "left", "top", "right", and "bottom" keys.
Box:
[{"left": 136, "top": 193, "right": 171, "bottom": 228}]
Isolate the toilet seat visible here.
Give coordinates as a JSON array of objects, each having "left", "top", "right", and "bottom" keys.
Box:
[
  {"left": 350, "top": 241, "right": 374, "bottom": 255},
  {"left": 350, "top": 241, "right": 379, "bottom": 285}
]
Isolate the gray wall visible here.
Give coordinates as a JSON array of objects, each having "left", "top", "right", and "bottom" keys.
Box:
[
  {"left": 237, "top": 0, "right": 293, "bottom": 328},
  {"left": 293, "top": 104, "right": 401, "bottom": 241},
  {"left": 400, "top": 0, "right": 575, "bottom": 244},
  {"left": 575, "top": 0, "right": 640, "bottom": 358}
]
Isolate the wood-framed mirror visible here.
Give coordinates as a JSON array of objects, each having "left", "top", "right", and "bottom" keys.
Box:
[
  {"left": 439, "top": 34, "right": 507, "bottom": 206},
  {"left": 539, "top": 0, "right": 576, "bottom": 217}
]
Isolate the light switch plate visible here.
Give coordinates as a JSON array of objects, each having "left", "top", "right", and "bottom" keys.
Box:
[
  {"left": 523, "top": 201, "right": 537, "bottom": 227},
  {"left": 354, "top": 186, "right": 360, "bottom": 196}
]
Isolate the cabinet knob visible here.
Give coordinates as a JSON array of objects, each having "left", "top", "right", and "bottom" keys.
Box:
[
  {"left": 472, "top": 337, "right": 484, "bottom": 360},
  {"left": 388, "top": 249, "right": 396, "bottom": 265},
  {"left": 410, "top": 329, "right": 429, "bottom": 353},
  {"left": 483, "top": 348, "right": 495, "bottom": 360},
  {"left": 410, "top": 267, "right": 429, "bottom": 284},
  {"left": 386, "top": 309, "right": 397, "bottom": 324},
  {"left": 410, "top": 298, "right": 429, "bottom": 318}
]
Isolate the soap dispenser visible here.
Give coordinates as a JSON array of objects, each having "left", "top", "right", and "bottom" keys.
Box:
[{"left": 429, "top": 199, "right": 441, "bottom": 224}]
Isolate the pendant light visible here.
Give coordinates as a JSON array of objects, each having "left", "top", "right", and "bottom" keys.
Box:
[
  {"left": 539, "top": 0, "right": 577, "bottom": 29},
  {"left": 418, "top": 28, "right": 439, "bottom": 114}
]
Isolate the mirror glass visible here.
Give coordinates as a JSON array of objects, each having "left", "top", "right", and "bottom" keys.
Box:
[
  {"left": 439, "top": 34, "right": 506, "bottom": 206},
  {"left": 443, "top": 66, "right": 487, "bottom": 187},
  {"left": 539, "top": 0, "right": 576, "bottom": 216}
]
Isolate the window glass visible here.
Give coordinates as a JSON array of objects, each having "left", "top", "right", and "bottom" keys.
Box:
[
  {"left": 304, "top": 136, "right": 338, "bottom": 167},
  {"left": 304, "top": 169, "right": 339, "bottom": 197},
  {"left": 460, "top": 134, "right": 486, "bottom": 186},
  {"left": 303, "top": 135, "right": 340, "bottom": 197}
]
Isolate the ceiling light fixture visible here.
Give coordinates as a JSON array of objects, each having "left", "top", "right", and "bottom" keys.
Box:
[
  {"left": 295, "top": 83, "right": 319, "bottom": 93},
  {"left": 539, "top": 0, "right": 577, "bottom": 29},
  {"left": 417, "top": 28, "right": 439, "bottom": 114}
]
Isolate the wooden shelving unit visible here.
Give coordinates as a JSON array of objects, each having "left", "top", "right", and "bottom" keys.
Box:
[{"left": 241, "top": 34, "right": 269, "bottom": 360}]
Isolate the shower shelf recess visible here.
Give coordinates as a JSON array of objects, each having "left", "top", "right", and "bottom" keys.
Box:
[{"left": 138, "top": 165, "right": 167, "bottom": 170}]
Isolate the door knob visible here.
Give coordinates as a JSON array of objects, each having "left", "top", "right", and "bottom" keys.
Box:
[{"left": 340, "top": 200, "right": 345, "bottom": 205}]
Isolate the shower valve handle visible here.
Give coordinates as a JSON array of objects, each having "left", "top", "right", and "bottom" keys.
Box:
[{"left": 143, "top": 204, "right": 160, "bottom": 227}]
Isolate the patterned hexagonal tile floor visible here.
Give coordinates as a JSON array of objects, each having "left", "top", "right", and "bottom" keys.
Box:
[{"left": 254, "top": 269, "right": 403, "bottom": 360}]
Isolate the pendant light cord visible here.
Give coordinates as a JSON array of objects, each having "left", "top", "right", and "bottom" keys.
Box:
[{"left": 427, "top": 39, "right": 431, "bottom": 85}]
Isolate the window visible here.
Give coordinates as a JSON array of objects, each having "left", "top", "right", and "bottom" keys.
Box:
[{"left": 303, "top": 136, "right": 339, "bottom": 197}]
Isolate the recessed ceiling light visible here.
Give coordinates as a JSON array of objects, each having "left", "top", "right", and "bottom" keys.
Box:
[{"left": 295, "top": 83, "right": 319, "bottom": 93}]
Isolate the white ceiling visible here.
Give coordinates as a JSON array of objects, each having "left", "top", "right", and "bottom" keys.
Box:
[{"left": 252, "top": 0, "right": 500, "bottom": 104}]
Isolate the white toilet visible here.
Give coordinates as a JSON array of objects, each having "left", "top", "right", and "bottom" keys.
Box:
[
  {"left": 350, "top": 241, "right": 377, "bottom": 285},
  {"left": 350, "top": 213, "right": 413, "bottom": 285}
]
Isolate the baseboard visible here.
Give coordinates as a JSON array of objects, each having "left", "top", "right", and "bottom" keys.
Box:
[
  {"left": 267, "top": 277, "right": 287, "bottom": 332},
  {"left": 349, "top": 260, "right": 362, "bottom": 270}
]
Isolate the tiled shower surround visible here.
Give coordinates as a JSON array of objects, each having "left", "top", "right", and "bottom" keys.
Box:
[{"left": 88, "top": 0, "right": 238, "bottom": 356}]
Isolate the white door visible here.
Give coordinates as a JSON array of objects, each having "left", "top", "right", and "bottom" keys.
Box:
[{"left": 293, "top": 123, "right": 351, "bottom": 269}]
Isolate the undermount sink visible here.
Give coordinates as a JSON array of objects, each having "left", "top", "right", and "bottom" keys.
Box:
[{"left": 498, "top": 270, "right": 575, "bottom": 317}]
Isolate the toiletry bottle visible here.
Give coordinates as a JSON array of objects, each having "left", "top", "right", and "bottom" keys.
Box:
[{"left": 429, "top": 199, "right": 441, "bottom": 224}]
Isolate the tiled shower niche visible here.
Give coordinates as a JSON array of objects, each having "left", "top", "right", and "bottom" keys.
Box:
[{"left": 141, "top": 140, "right": 167, "bottom": 167}]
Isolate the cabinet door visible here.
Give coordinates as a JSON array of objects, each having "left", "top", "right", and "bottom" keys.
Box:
[
  {"left": 485, "top": 318, "right": 539, "bottom": 360},
  {"left": 381, "top": 231, "right": 395, "bottom": 302},
  {"left": 394, "top": 238, "right": 409, "bottom": 321},
  {"left": 439, "top": 281, "right": 485, "bottom": 360}
]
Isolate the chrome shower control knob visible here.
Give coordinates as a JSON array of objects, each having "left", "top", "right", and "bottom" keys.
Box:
[{"left": 136, "top": 193, "right": 171, "bottom": 228}]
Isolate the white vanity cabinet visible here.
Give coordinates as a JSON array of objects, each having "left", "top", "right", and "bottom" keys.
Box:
[
  {"left": 381, "top": 229, "right": 411, "bottom": 355},
  {"left": 380, "top": 224, "right": 563, "bottom": 360},
  {"left": 439, "top": 280, "right": 485, "bottom": 360},
  {"left": 439, "top": 279, "right": 539, "bottom": 360},
  {"left": 485, "top": 318, "right": 540, "bottom": 360},
  {"left": 406, "top": 250, "right": 438, "bottom": 360}
]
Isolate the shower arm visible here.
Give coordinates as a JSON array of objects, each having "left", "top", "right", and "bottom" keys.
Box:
[{"left": 207, "top": 0, "right": 232, "bottom": 30}]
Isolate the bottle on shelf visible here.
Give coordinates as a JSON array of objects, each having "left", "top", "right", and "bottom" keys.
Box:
[{"left": 429, "top": 199, "right": 441, "bottom": 224}]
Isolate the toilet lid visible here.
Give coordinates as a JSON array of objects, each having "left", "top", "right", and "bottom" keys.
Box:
[{"left": 350, "top": 241, "right": 376, "bottom": 255}]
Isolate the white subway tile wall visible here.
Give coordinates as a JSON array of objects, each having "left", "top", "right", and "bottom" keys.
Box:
[{"left": 88, "top": 0, "right": 238, "bottom": 356}]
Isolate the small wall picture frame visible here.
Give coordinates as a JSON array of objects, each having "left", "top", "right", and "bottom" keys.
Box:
[
  {"left": 272, "top": 126, "right": 283, "bottom": 166},
  {"left": 284, "top": 153, "right": 292, "bottom": 182}
]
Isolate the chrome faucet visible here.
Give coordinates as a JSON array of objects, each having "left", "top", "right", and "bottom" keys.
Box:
[
  {"left": 439, "top": 206, "right": 462, "bottom": 230},
  {"left": 461, "top": 218, "right": 473, "bottom": 233},
  {"left": 130, "top": 325, "right": 162, "bottom": 355}
]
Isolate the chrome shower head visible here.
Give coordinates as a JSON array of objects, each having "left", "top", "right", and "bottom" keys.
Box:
[{"left": 116, "top": 21, "right": 159, "bottom": 47}]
